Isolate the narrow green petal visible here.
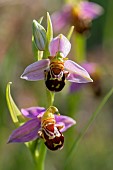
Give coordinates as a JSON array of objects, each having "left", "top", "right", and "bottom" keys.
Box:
[
  {"left": 46, "top": 12, "right": 53, "bottom": 45},
  {"left": 6, "top": 82, "right": 21, "bottom": 124},
  {"left": 67, "top": 26, "right": 74, "bottom": 40},
  {"left": 38, "top": 16, "right": 44, "bottom": 24},
  {"left": 43, "top": 12, "right": 53, "bottom": 58}
]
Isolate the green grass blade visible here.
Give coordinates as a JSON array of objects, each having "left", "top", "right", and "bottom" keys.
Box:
[{"left": 64, "top": 87, "right": 113, "bottom": 169}]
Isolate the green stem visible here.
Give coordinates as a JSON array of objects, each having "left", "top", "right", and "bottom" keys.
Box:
[
  {"left": 103, "top": 0, "right": 113, "bottom": 48},
  {"left": 27, "top": 140, "right": 47, "bottom": 170},
  {"left": 46, "top": 89, "right": 55, "bottom": 107},
  {"left": 64, "top": 87, "right": 113, "bottom": 169},
  {"left": 34, "top": 142, "right": 47, "bottom": 170},
  {"left": 74, "top": 33, "right": 86, "bottom": 62},
  {"left": 26, "top": 140, "right": 39, "bottom": 164}
]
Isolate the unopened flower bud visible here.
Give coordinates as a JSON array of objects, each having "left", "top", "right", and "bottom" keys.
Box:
[{"left": 33, "top": 20, "right": 46, "bottom": 51}]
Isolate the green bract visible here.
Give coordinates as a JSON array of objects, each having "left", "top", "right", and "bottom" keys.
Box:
[
  {"left": 6, "top": 82, "right": 26, "bottom": 126},
  {"left": 6, "top": 82, "right": 21, "bottom": 124}
]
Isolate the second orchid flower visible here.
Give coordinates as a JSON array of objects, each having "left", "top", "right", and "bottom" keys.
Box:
[{"left": 8, "top": 106, "right": 76, "bottom": 151}]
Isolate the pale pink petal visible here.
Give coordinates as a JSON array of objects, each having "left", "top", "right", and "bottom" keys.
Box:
[
  {"left": 81, "top": 62, "right": 97, "bottom": 74},
  {"left": 21, "top": 59, "right": 50, "bottom": 81},
  {"left": 21, "top": 107, "right": 46, "bottom": 118},
  {"left": 51, "top": 5, "right": 72, "bottom": 32},
  {"left": 65, "top": 60, "right": 93, "bottom": 83},
  {"left": 55, "top": 115, "right": 76, "bottom": 133},
  {"left": 8, "top": 119, "right": 40, "bottom": 143},
  {"left": 49, "top": 34, "right": 71, "bottom": 57},
  {"left": 79, "top": 2, "right": 104, "bottom": 20}
]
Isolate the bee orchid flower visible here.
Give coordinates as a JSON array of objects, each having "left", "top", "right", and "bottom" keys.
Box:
[
  {"left": 8, "top": 106, "right": 76, "bottom": 151},
  {"left": 21, "top": 34, "right": 93, "bottom": 92},
  {"left": 51, "top": 1, "right": 103, "bottom": 34}
]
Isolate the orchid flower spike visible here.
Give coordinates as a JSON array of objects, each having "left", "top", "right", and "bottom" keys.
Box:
[
  {"left": 21, "top": 34, "right": 93, "bottom": 92},
  {"left": 8, "top": 106, "right": 76, "bottom": 151}
]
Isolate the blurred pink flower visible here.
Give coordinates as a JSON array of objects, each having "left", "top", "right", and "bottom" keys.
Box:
[
  {"left": 70, "top": 62, "right": 102, "bottom": 96},
  {"left": 52, "top": 1, "right": 103, "bottom": 34}
]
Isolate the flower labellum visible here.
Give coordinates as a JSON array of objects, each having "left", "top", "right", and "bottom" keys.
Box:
[
  {"left": 38, "top": 106, "right": 64, "bottom": 150},
  {"left": 44, "top": 54, "right": 69, "bottom": 92}
]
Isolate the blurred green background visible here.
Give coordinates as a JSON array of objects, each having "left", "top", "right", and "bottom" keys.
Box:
[{"left": 0, "top": 0, "right": 113, "bottom": 170}]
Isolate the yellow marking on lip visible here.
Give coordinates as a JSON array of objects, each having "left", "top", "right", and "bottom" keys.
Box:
[{"left": 53, "top": 141, "right": 62, "bottom": 147}]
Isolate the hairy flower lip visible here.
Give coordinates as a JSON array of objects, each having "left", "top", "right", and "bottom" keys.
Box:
[{"left": 8, "top": 106, "right": 76, "bottom": 143}]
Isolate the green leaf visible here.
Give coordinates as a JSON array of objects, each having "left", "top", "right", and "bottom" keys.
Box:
[
  {"left": 6, "top": 82, "right": 21, "bottom": 124},
  {"left": 74, "top": 33, "right": 86, "bottom": 62}
]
